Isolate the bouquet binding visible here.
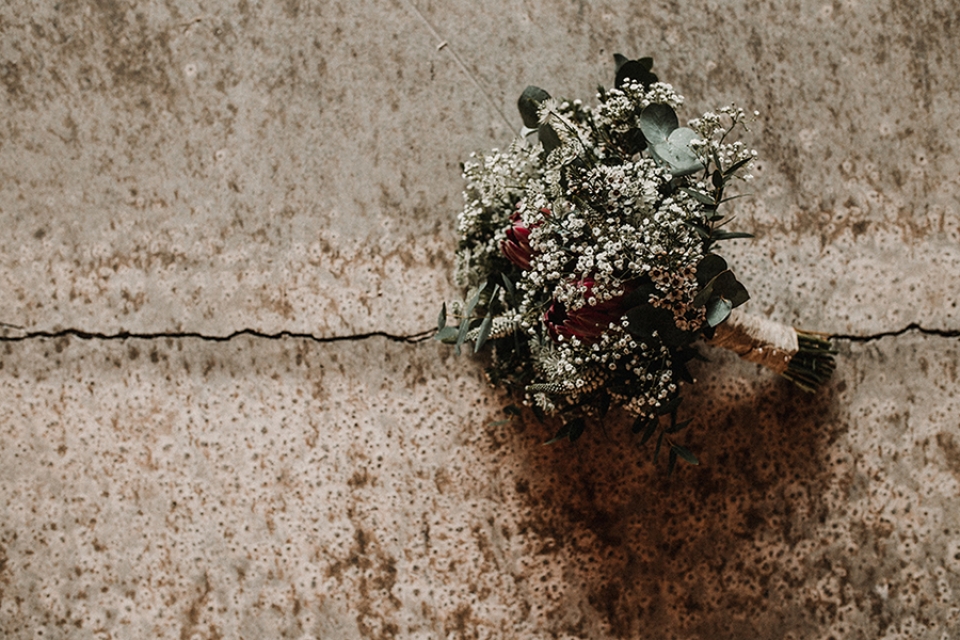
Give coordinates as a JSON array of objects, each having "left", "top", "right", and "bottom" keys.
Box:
[{"left": 436, "top": 55, "right": 835, "bottom": 467}]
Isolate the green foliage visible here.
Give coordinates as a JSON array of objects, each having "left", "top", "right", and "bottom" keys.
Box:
[
  {"left": 518, "top": 85, "right": 551, "bottom": 129},
  {"left": 639, "top": 103, "right": 704, "bottom": 176}
]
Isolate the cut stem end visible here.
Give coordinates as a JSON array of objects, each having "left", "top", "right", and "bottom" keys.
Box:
[{"left": 781, "top": 331, "right": 837, "bottom": 392}]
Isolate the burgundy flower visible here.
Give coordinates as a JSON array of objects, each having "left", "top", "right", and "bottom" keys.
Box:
[
  {"left": 544, "top": 278, "right": 633, "bottom": 343},
  {"left": 500, "top": 208, "right": 550, "bottom": 271}
]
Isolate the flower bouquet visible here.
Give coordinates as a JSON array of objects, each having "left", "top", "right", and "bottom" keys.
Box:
[{"left": 436, "top": 55, "right": 835, "bottom": 468}]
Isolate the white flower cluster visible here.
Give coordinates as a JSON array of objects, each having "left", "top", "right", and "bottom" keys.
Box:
[{"left": 455, "top": 143, "right": 542, "bottom": 287}]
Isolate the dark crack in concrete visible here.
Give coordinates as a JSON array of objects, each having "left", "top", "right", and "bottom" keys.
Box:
[{"left": 0, "top": 324, "right": 953, "bottom": 345}]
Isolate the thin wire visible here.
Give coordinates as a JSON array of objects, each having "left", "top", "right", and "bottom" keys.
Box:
[{"left": 400, "top": 0, "right": 516, "bottom": 134}]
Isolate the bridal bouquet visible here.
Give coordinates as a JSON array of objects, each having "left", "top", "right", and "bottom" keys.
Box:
[{"left": 436, "top": 56, "right": 835, "bottom": 468}]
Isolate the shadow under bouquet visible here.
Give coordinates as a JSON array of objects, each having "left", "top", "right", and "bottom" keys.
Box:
[{"left": 437, "top": 56, "right": 835, "bottom": 467}]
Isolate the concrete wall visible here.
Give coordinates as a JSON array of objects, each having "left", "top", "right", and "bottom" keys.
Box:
[{"left": 1, "top": 1, "right": 959, "bottom": 638}]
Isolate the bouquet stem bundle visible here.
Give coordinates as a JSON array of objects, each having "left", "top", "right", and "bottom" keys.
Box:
[{"left": 709, "top": 309, "right": 836, "bottom": 392}]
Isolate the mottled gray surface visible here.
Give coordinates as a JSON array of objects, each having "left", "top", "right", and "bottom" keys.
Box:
[{"left": 1, "top": 0, "right": 959, "bottom": 638}]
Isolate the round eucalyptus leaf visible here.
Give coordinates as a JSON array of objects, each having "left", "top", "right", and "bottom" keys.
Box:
[
  {"left": 695, "top": 254, "right": 728, "bottom": 287},
  {"left": 706, "top": 297, "right": 733, "bottom": 327},
  {"left": 616, "top": 60, "right": 658, "bottom": 89},
  {"left": 518, "top": 85, "right": 551, "bottom": 129},
  {"left": 639, "top": 103, "right": 678, "bottom": 144}
]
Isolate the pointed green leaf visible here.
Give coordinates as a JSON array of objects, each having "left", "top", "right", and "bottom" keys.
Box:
[
  {"left": 500, "top": 273, "right": 515, "bottom": 298},
  {"left": 464, "top": 280, "right": 486, "bottom": 318},
  {"left": 680, "top": 187, "right": 717, "bottom": 206},
  {"left": 711, "top": 229, "right": 755, "bottom": 241},
  {"left": 631, "top": 413, "right": 648, "bottom": 434},
  {"left": 474, "top": 315, "right": 493, "bottom": 352},
  {"left": 666, "top": 418, "right": 693, "bottom": 434},
  {"left": 531, "top": 403, "right": 546, "bottom": 424},
  {"left": 654, "top": 430, "right": 666, "bottom": 463},
  {"left": 455, "top": 317, "right": 473, "bottom": 355},
  {"left": 437, "top": 302, "right": 447, "bottom": 331},
  {"left": 639, "top": 416, "right": 658, "bottom": 444},
  {"left": 712, "top": 170, "right": 724, "bottom": 189},
  {"left": 613, "top": 53, "right": 629, "bottom": 72},
  {"left": 723, "top": 155, "right": 753, "bottom": 178},
  {"left": 672, "top": 444, "right": 699, "bottom": 465}
]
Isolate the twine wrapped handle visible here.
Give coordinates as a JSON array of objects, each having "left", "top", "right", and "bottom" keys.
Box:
[{"left": 708, "top": 309, "right": 836, "bottom": 391}]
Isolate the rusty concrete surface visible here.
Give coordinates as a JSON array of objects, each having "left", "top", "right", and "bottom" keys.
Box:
[{"left": 1, "top": 0, "right": 959, "bottom": 638}]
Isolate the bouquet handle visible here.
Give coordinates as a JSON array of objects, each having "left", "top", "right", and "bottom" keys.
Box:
[{"left": 708, "top": 309, "right": 836, "bottom": 392}]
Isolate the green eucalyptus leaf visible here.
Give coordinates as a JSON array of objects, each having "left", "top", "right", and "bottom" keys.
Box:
[
  {"left": 668, "top": 447, "right": 678, "bottom": 476},
  {"left": 464, "top": 280, "right": 486, "bottom": 318},
  {"left": 639, "top": 103, "right": 678, "bottom": 144},
  {"left": 724, "top": 155, "right": 753, "bottom": 178},
  {"left": 500, "top": 273, "right": 515, "bottom": 298},
  {"left": 651, "top": 128, "right": 704, "bottom": 177},
  {"left": 672, "top": 444, "right": 700, "bottom": 465},
  {"left": 667, "top": 418, "right": 693, "bottom": 434},
  {"left": 712, "top": 271, "right": 750, "bottom": 307},
  {"left": 657, "top": 395, "right": 683, "bottom": 416},
  {"left": 712, "top": 170, "right": 724, "bottom": 189},
  {"left": 474, "top": 315, "right": 493, "bottom": 352},
  {"left": 696, "top": 254, "right": 728, "bottom": 287},
  {"left": 706, "top": 297, "right": 733, "bottom": 327},
  {"left": 437, "top": 302, "right": 447, "bottom": 331},
  {"left": 640, "top": 415, "right": 659, "bottom": 444},
  {"left": 615, "top": 55, "right": 658, "bottom": 88},
  {"left": 567, "top": 417, "right": 587, "bottom": 442},
  {"left": 538, "top": 123, "right": 562, "bottom": 154},
  {"left": 518, "top": 85, "right": 551, "bottom": 129},
  {"left": 679, "top": 187, "right": 716, "bottom": 206},
  {"left": 435, "top": 326, "right": 459, "bottom": 343},
  {"left": 692, "top": 281, "right": 714, "bottom": 308},
  {"left": 455, "top": 316, "right": 472, "bottom": 355},
  {"left": 711, "top": 229, "right": 755, "bottom": 241}
]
